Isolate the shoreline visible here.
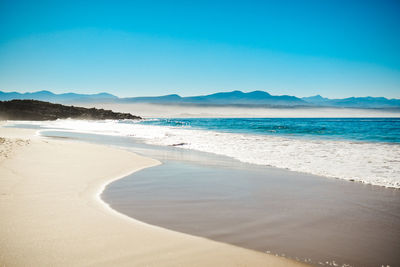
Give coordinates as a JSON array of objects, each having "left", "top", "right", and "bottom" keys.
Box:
[
  {"left": 7, "top": 118, "right": 399, "bottom": 189},
  {"left": 33, "top": 128, "right": 399, "bottom": 266},
  {"left": 103, "top": 156, "right": 400, "bottom": 267},
  {"left": 40, "top": 127, "right": 400, "bottom": 190},
  {"left": 0, "top": 125, "right": 305, "bottom": 266}
]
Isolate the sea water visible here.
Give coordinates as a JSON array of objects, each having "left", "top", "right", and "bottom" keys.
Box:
[
  {"left": 12, "top": 117, "right": 400, "bottom": 188},
  {"left": 8, "top": 120, "right": 400, "bottom": 266},
  {"left": 140, "top": 118, "right": 400, "bottom": 143}
]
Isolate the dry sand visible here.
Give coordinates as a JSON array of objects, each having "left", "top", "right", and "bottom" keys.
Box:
[{"left": 0, "top": 126, "right": 305, "bottom": 266}]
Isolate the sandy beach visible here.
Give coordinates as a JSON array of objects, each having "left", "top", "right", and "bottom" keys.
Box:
[{"left": 0, "top": 125, "right": 304, "bottom": 266}]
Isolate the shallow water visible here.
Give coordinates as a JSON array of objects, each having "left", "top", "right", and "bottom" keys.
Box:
[
  {"left": 103, "top": 160, "right": 400, "bottom": 267},
  {"left": 38, "top": 130, "right": 400, "bottom": 267},
  {"left": 10, "top": 119, "right": 400, "bottom": 188}
]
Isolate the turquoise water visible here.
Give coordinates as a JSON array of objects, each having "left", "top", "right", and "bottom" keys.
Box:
[
  {"left": 139, "top": 118, "right": 400, "bottom": 143},
  {"left": 8, "top": 118, "right": 400, "bottom": 188}
]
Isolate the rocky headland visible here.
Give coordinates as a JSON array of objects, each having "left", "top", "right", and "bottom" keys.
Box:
[{"left": 0, "top": 99, "right": 141, "bottom": 120}]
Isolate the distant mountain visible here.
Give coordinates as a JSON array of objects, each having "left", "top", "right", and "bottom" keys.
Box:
[
  {"left": 1, "top": 90, "right": 399, "bottom": 108},
  {"left": 122, "top": 90, "right": 307, "bottom": 106},
  {"left": 184, "top": 90, "right": 305, "bottom": 105},
  {"left": 329, "top": 97, "right": 400, "bottom": 108},
  {"left": 122, "top": 90, "right": 400, "bottom": 107},
  {"left": 0, "top": 90, "right": 117, "bottom": 103},
  {"left": 301, "top": 95, "right": 330, "bottom": 104},
  {"left": 122, "top": 94, "right": 182, "bottom": 103},
  {"left": 302, "top": 95, "right": 400, "bottom": 108}
]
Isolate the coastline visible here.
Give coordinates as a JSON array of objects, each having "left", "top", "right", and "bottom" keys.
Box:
[
  {"left": 0, "top": 125, "right": 305, "bottom": 266},
  {"left": 103, "top": 154, "right": 400, "bottom": 267},
  {"left": 14, "top": 118, "right": 399, "bottom": 189}
]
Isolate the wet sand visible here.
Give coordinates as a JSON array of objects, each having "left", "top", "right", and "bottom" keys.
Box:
[
  {"left": 103, "top": 160, "right": 400, "bottom": 267},
  {"left": 39, "top": 130, "right": 400, "bottom": 266},
  {"left": 0, "top": 126, "right": 303, "bottom": 266}
]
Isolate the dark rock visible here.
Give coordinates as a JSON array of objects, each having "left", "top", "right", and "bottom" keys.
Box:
[
  {"left": 170, "top": 143, "right": 188, "bottom": 146},
  {"left": 0, "top": 99, "right": 141, "bottom": 121}
]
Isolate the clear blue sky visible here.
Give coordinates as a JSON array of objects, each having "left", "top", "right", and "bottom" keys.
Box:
[{"left": 0, "top": 0, "right": 399, "bottom": 98}]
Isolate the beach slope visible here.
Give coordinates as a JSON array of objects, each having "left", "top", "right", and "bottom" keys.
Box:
[{"left": 0, "top": 127, "right": 304, "bottom": 266}]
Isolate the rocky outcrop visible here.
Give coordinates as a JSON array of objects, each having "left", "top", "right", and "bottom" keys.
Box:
[{"left": 0, "top": 99, "right": 141, "bottom": 120}]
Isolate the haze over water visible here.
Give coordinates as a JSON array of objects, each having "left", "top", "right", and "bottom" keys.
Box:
[{"left": 2, "top": 1, "right": 400, "bottom": 267}]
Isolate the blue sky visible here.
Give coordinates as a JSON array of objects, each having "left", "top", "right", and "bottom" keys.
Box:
[{"left": 0, "top": 0, "right": 399, "bottom": 98}]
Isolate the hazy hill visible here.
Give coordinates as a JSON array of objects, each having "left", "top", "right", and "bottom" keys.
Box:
[
  {"left": 0, "top": 90, "right": 117, "bottom": 103},
  {"left": 1, "top": 90, "right": 400, "bottom": 108},
  {"left": 121, "top": 90, "right": 307, "bottom": 106},
  {"left": 122, "top": 94, "right": 182, "bottom": 103},
  {"left": 301, "top": 95, "right": 331, "bottom": 104},
  {"left": 183, "top": 90, "right": 306, "bottom": 105},
  {"left": 302, "top": 95, "right": 400, "bottom": 108}
]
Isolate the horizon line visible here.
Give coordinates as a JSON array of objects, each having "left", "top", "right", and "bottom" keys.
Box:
[{"left": 1, "top": 89, "right": 400, "bottom": 100}]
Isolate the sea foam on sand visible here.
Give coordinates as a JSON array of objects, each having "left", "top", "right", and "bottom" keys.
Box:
[
  {"left": 0, "top": 125, "right": 303, "bottom": 266},
  {"left": 11, "top": 119, "right": 400, "bottom": 188}
]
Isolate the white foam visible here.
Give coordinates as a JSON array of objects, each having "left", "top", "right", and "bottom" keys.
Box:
[{"left": 11, "top": 119, "right": 400, "bottom": 189}]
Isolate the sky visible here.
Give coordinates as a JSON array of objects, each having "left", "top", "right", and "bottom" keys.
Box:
[{"left": 0, "top": 0, "right": 399, "bottom": 98}]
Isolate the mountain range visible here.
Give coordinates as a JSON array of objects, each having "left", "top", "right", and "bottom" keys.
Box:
[
  {"left": 1, "top": 90, "right": 400, "bottom": 108},
  {"left": 0, "top": 90, "right": 117, "bottom": 103}
]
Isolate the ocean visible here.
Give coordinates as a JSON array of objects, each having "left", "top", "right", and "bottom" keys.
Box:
[
  {"left": 140, "top": 118, "right": 400, "bottom": 143},
  {"left": 7, "top": 118, "right": 400, "bottom": 266},
  {"left": 11, "top": 117, "right": 400, "bottom": 188}
]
